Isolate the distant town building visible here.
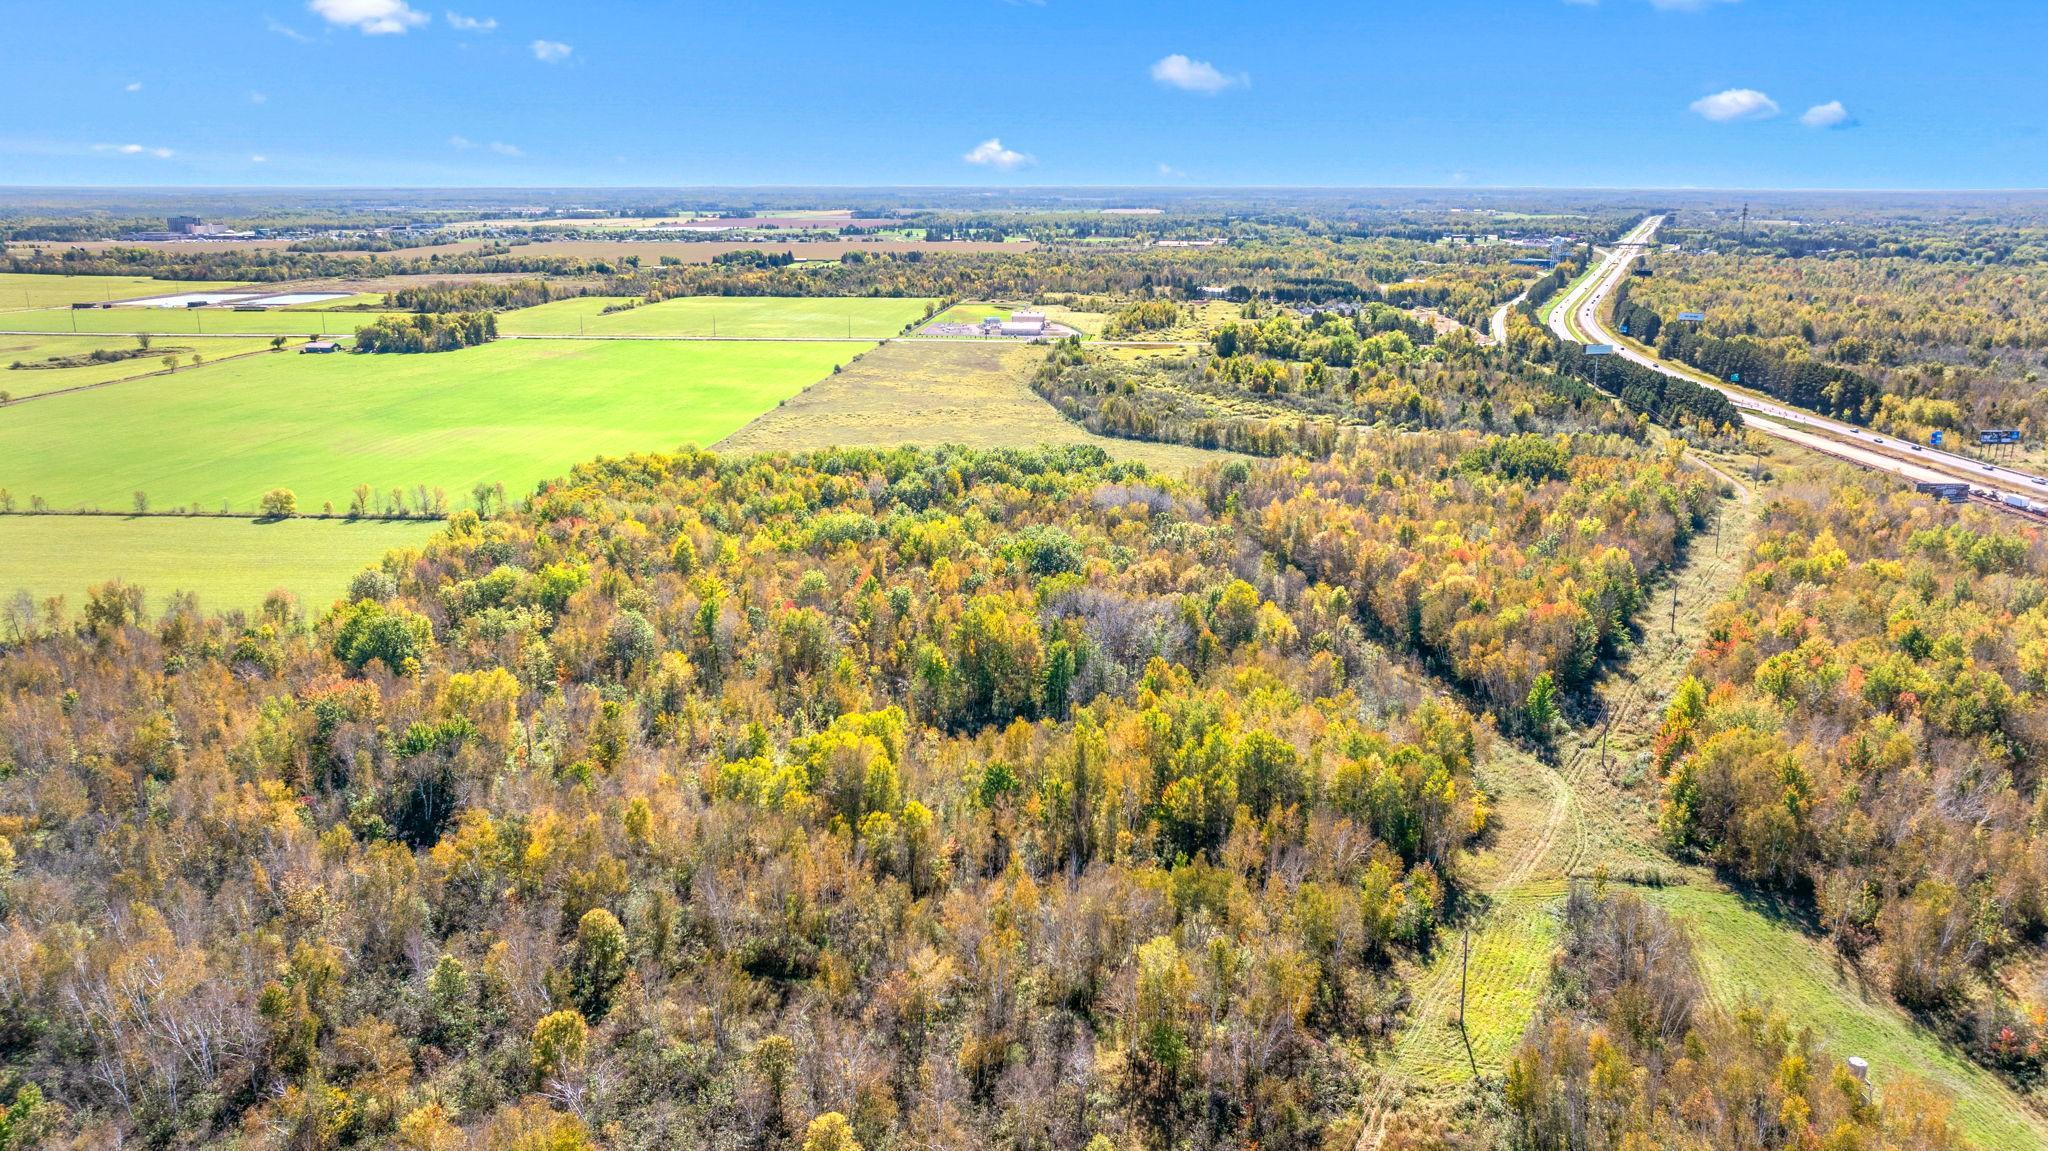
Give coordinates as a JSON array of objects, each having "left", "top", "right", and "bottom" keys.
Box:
[{"left": 167, "top": 216, "right": 202, "bottom": 235}]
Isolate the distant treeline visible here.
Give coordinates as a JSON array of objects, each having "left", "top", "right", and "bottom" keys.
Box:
[
  {"left": 386, "top": 278, "right": 568, "bottom": 313},
  {"left": 1517, "top": 259, "right": 1583, "bottom": 317},
  {"left": 353, "top": 311, "right": 496, "bottom": 353},
  {"left": 709, "top": 248, "right": 798, "bottom": 268},
  {"left": 1553, "top": 338, "right": 1741, "bottom": 431},
  {"left": 1614, "top": 278, "right": 1879, "bottom": 423}
]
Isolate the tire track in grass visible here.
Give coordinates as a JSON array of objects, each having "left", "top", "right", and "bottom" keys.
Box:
[{"left": 1359, "top": 455, "right": 1758, "bottom": 1148}]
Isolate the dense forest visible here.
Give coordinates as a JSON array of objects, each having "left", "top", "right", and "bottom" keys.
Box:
[
  {"left": 1654, "top": 470, "right": 2048, "bottom": 1084},
  {"left": 1626, "top": 252, "right": 2048, "bottom": 436},
  {"left": 1031, "top": 307, "right": 1657, "bottom": 462},
  {"left": 0, "top": 430, "right": 1739, "bottom": 1150}
]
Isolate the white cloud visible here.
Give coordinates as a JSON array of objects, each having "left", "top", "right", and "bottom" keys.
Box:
[
  {"left": 95, "top": 143, "right": 175, "bottom": 159},
  {"left": 250, "top": 91, "right": 269, "bottom": 104},
  {"left": 1149, "top": 54, "right": 1246, "bottom": 94},
  {"left": 446, "top": 11, "right": 496, "bottom": 30},
  {"left": 530, "top": 39, "right": 572, "bottom": 62},
  {"left": 267, "top": 18, "right": 313, "bottom": 42},
  {"left": 308, "top": 0, "right": 429, "bottom": 35},
  {"left": 963, "top": 138, "right": 1033, "bottom": 170},
  {"left": 1800, "top": 100, "right": 1852, "bottom": 129},
  {"left": 251, "top": 155, "right": 268, "bottom": 163},
  {"left": 124, "top": 81, "right": 143, "bottom": 93},
  {"left": 449, "top": 135, "right": 475, "bottom": 149},
  {"left": 1690, "top": 88, "right": 1778, "bottom": 122},
  {"left": 489, "top": 141, "right": 522, "bottom": 156},
  {"left": 1157, "top": 162, "right": 1186, "bottom": 178}
]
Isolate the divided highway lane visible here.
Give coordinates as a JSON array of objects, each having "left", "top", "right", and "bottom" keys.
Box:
[{"left": 1553, "top": 216, "right": 2048, "bottom": 512}]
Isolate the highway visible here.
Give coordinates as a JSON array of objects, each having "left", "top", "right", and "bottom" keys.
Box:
[{"left": 1549, "top": 215, "right": 2048, "bottom": 516}]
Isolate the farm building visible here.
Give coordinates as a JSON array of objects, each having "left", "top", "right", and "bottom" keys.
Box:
[
  {"left": 975, "top": 312, "right": 1048, "bottom": 337},
  {"left": 300, "top": 341, "right": 340, "bottom": 354}
]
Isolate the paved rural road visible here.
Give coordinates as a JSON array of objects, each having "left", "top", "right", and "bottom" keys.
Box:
[
  {"left": 1486, "top": 291, "right": 1525, "bottom": 345},
  {"left": 1552, "top": 216, "right": 2048, "bottom": 512}
]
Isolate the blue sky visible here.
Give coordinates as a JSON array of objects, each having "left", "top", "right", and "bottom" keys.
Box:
[{"left": 2, "top": 0, "right": 2043, "bottom": 189}]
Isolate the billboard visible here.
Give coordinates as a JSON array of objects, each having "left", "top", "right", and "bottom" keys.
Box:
[
  {"left": 1678, "top": 311, "right": 1707, "bottom": 322},
  {"left": 1980, "top": 429, "right": 2023, "bottom": 445},
  {"left": 1583, "top": 344, "right": 1615, "bottom": 356}
]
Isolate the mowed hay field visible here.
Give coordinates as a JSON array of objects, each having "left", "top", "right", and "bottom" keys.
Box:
[
  {"left": 0, "top": 516, "right": 443, "bottom": 614},
  {"left": 0, "top": 306, "right": 400, "bottom": 337},
  {"left": 1646, "top": 884, "right": 2048, "bottom": 1150},
  {"left": 496, "top": 295, "right": 936, "bottom": 339},
  {"left": 0, "top": 272, "right": 252, "bottom": 311},
  {"left": 0, "top": 338, "right": 854, "bottom": 513},
  {"left": 1, "top": 334, "right": 286, "bottom": 399},
  {"left": 715, "top": 340, "right": 1229, "bottom": 475}
]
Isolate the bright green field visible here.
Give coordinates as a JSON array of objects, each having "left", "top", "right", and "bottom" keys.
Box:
[
  {"left": 1, "top": 334, "right": 286, "bottom": 399},
  {"left": 0, "top": 307, "right": 402, "bottom": 337},
  {"left": 285, "top": 292, "right": 389, "bottom": 311},
  {"left": 0, "top": 338, "right": 855, "bottom": 514},
  {"left": 496, "top": 295, "right": 936, "bottom": 338},
  {"left": 0, "top": 516, "right": 441, "bottom": 613},
  {"left": 1648, "top": 885, "right": 2048, "bottom": 1149},
  {"left": 0, "top": 273, "right": 252, "bottom": 312}
]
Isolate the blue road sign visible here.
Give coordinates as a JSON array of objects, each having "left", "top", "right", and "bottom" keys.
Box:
[
  {"left": 1931, "top": 430, "right": 1944, "bottom": 447},
  {"left": 1679, "top": 311, "right": 1707, "bottom": 323}
]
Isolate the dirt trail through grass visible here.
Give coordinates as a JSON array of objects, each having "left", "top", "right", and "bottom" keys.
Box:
[
  {"left": 1358, "top": 446, "right": 2048, "bottom": 1148},
  {"left": 1357, "top": 454, "right": 1761, "bottom": 1148}
]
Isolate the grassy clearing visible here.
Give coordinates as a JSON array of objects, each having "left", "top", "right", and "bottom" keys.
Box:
[
  {"left": 0, "top": 306, "right": 401, "bottom": 337},
  {"left": 497, "top": 295, "right": 937, "bottom": 338},
  {"left": 1648, "top": 884, "right": 2048, "bottom": 1149},
  {"left": 714, "top": 340, "right": 1229, "bottom": 476},
  {"left": 0, "top": 334, "right": 286, "bottom": 399},
  {"left": 0, "top": 516, "right": 440, "bottom": 614},
  {"left": 0, "top": 338, "right": 853, "bottom": 513},
  {"left": 284, "top": 292, "right": 388, "bottom": 311},
  {"left": 1389, "top": 887, "right": 1563, "bottom": 1088},
  {"left": 0, "top": 273, "right": 251, "bottom": 312},
  {"left": 929, "top": 300, "right": 1112, "bottom": 337}
]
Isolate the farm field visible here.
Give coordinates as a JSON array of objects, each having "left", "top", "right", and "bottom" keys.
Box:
[
  {"left": 0, "top": 305, "right": 402, "bottom": 336},
  {"left": 0, "top": 334, "right": 286, "bottom": 399},
  {"left": 0, "top": 515, "right": 440, "bottom": 614},
  {"left": 0, "top": 337, "right": 854, "bottom": 513},
  {"left": 714, "top": 339, "right": 1228, "bottom": 475},
  {"left": 0, "top": 272, "right": 252, "bottom": 311},
  {"left": 17, "top": 238, "right": 1034, "bottom": 261},
  {"left": 496, "top": 294, "right": 937, "bottom": 338}
]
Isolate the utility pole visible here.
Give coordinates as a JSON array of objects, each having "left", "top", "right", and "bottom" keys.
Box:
[{"left": 1459, "top": 927, "right": 1477, "bottom": 1077}]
